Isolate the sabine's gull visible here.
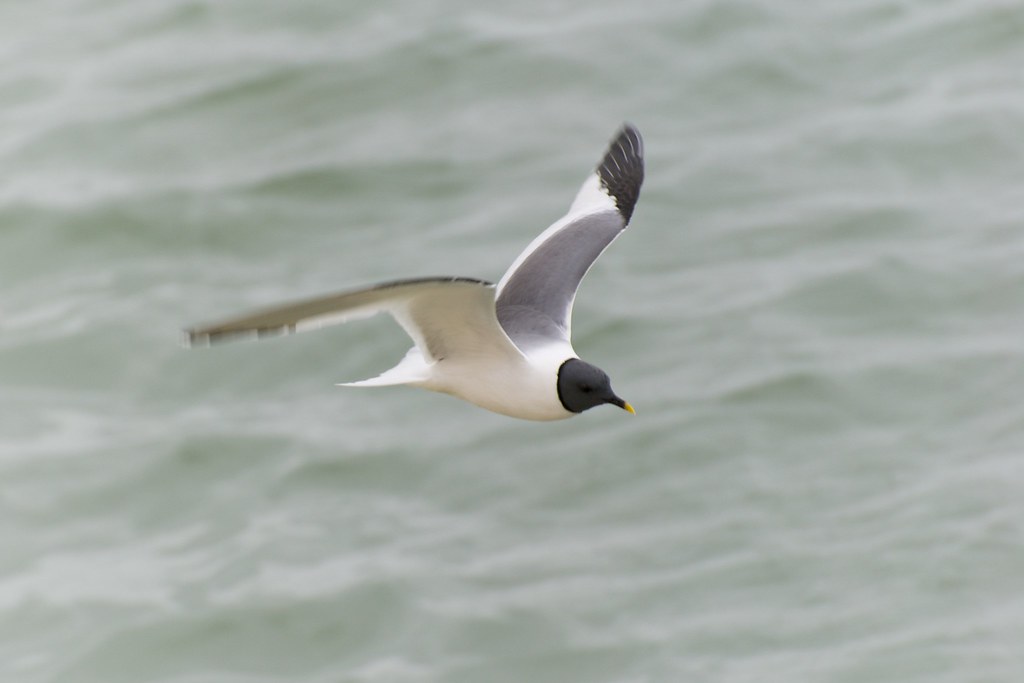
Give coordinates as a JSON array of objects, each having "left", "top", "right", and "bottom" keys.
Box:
[{"left": 186, "top": 124, "right": 644, "bottom": 421}]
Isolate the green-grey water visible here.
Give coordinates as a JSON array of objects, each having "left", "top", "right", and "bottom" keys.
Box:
[{"left": 3, "top": 1, "right": 1024, "bottom": 681}]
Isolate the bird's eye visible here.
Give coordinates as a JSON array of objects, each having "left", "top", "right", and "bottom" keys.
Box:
[{"left": 580, "top": 384, "right": 592, "bottom": 393}]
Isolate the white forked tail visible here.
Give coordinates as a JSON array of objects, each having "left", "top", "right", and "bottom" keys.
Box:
[{"left": 337, "top": 347, "right": 432, "bottom": 387}]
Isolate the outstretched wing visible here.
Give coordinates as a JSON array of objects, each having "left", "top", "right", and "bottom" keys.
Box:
[
  {"left": 186, "top": 276, "right": 521, "bottom": 364},
  {"left": 495, "top": 124, "right": 644, "bottom": 351}
]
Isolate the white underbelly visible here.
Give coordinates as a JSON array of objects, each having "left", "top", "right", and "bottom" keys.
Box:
[{"left": 423, "top": 352, "right": 574, "bottom": 421}]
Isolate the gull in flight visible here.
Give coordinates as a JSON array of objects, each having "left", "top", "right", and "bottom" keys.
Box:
[{"left": 186, "top": 124, "right": 644, "bottom": 421}]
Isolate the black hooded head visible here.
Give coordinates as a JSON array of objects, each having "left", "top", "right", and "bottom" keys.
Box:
[{"left": 556, "top": 358, "right": 633, "bottom": 415}]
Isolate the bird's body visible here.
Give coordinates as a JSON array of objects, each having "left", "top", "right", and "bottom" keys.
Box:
[
  {"left": 416, "top": 339, "right": 573, "bottom": 421},
  {"left": 187, "top": 124, "right": 645, "bottom": 421}
]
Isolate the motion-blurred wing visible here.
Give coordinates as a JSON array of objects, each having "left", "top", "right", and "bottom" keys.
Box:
[{"left": 186, "top": 276, "right": 517, "bottom": 364}]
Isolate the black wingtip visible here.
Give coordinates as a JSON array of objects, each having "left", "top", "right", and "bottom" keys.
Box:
[{"left": 597, "top": 123, "right": 644, "bottom": 224}]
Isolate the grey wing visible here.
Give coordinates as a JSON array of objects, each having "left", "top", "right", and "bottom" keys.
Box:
[
  {"left": 185, "top": 276, "right": 517, "bottom": 363},
  {"left": 495, "top": 124, "right": 644, "bottom": 349}
]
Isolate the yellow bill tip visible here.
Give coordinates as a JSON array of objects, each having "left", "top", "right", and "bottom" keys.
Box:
[{"left": 622, "top": 401, "right": 636, "bottom": 415}]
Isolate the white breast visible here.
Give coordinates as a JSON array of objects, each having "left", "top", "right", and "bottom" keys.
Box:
[{"left": 422, "top": 343, "right": 576, "bottom": 421}]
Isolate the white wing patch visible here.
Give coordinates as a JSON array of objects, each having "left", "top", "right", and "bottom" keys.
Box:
[
  {"left": 569, "top": 173, "right": 617, "bottom": 217},
  {"left": 497, "top": 172, "right": 616, "bottom": 297}
]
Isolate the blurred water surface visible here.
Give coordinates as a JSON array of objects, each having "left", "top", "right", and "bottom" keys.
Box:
[{"left": 3, "top": 1, "right": 1024, "bottom": 681}]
